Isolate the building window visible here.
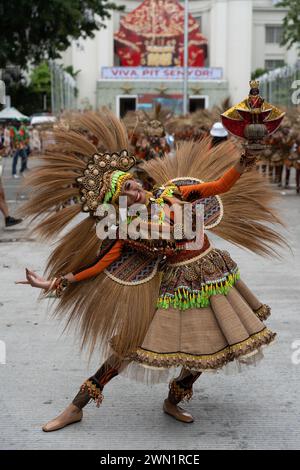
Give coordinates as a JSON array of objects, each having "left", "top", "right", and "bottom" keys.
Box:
[
  {"left": 265, "top": 59, "right": 285, "bottom": 71},
  {"left": 265, "top": 25, "right": 283, "bottom": 44},
  {"left": 117, "top": 95, "right": 137, "bottom": 118},
  {"left": 189, "top": 96, "right": 209, "bottom": 112},
  {"left": 194, "top": 16, "right": 202, "bottom": 30}
]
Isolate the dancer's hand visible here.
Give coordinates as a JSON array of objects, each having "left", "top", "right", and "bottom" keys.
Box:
[
  {"left": 15, "top": 268, "right": 51, "bottom": 290},
  {"left": 236, "top": 149, "right": 259, "bottom": 173},
  {"left": 244, "top": 147, "right": 261, "bottom": 158}
]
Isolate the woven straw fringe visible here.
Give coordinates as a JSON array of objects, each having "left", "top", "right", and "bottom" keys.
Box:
[
  {"left": 116, "top": 333, "right": 275, "bottom": 386},
  {"left": 131, "top": 327, "right": 276, "bottom": 372},
  {"left": 53, "top": 271, "right": 161, "bottom": 361}
]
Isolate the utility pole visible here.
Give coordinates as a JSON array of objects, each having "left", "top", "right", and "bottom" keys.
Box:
[
  {"left": 0, "top": 78, "right": 6, "bottom": 107},
  {"left": 183, "top": 0, "right": 189, "bottom": 115}
]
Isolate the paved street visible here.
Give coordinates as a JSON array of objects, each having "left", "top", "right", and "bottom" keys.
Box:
[{"left": 0, "top": 157, "right": 299, "bottom": 450}]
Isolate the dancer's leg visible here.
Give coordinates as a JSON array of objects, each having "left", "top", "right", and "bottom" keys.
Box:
[
  {"left": 42, "top": 355, "right": 126, "bottom": 432},
  {"left": 12, "top": 150, "right": 19, "bottom": 176},
  {"left": 268, "top": 164, "right": 274, "bottom": 182},
  {"left": 285, "top": 167, "right": 290, "bottom": 188},
  {"left": 276, "top": 165, "right": 283, "bottom": 186},
  {"left": 73, "top": 355, "right": 122, "bottom": 408},
  {"left": 0, "top": 180, "right": 9, "bottom": 218},
  {"left": 20, "top": 148, "right": 28, "bottom": 173},
  {"left": 163, "top": 368, "right": 202, "bottom": 423},
  {"left": 296, "top": 169, "right": 300, "bottom": 194}
]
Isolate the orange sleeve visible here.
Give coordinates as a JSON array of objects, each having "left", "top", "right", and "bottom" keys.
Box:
[
  {"left": 179, "top": 167, "right": 241, "bottom": 200},
  {"left": 73, "top": 240, "right": 123, "bottom": 282}
]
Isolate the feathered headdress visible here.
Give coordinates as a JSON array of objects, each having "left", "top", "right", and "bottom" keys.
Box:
[{"left": 21, "top": 110, "right": 136, "bottom": 274}]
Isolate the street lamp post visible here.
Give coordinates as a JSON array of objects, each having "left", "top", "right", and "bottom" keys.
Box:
[
  {"left": 49, "top": 60, "right": 55, "bottom": 114},
  {"left": 183, "top": 0, "right": 189, "bottom": 115}
]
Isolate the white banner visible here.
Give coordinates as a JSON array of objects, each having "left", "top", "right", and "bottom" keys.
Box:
[{"left": 101, "top": 67, "right": 223, "bottom": 81}]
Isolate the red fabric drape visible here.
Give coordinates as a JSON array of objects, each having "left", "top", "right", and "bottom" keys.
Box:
[{"left": 114, "top": 0, "right": 208, "bottom": 67}]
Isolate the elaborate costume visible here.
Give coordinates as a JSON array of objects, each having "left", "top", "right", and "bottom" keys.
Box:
[
  {"left": 285, "top": 139, "right": 300, "bottom": 193},
  {"left": 21, "top": 110, "right": 287, "bottom": 430},
  {"left": 123, "top": 104, "right": 172, "bottom": 160},
  {"left": 221, "top": 80, "right": 285, "bottom": 142}
]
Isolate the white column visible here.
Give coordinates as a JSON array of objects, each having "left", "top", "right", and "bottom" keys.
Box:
[
  {"left": 95, "top": 14, "right": 114, "bottom": 110},
  {"left": 68, "top": 14, "right": 114, "bottom": 110},
  {"left": 226, "top": 0, "right": 253, "bottom": 103},
  {"left": 210, "top": 0, "right": 228, "bottom": 76},
  {"left": 97, "top": 14, "right": 114, "bottom": 73},
  {"left": 71, "top": 37, "right": 98, "bottom": 110},
  {"left": 286, "top": 43, "right": 298, "bottom": 67}
]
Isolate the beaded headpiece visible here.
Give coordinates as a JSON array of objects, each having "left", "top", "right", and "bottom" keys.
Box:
[
  {"left": 76, "top": 150, "right": 136, "bottom": 213},
  {"left": 104, "top": 170, "right": 133, "bottom": 204}
]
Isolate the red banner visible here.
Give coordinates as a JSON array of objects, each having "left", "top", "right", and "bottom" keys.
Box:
[{"left": 114, "top": 0, "right": 208, "bottom": 67}]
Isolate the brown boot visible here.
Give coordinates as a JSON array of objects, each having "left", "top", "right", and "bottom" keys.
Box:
[
  {"left": 163, "top": 398, "right": 194, "bottom": 423},
  {"left": 163, "top": 369, "right": 202, "bottom": 423}
]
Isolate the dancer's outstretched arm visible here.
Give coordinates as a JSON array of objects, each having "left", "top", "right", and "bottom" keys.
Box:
[
  {"left": 179, "top": 151, "right": 257, "bottom": 200},
  {"left": 16, "top": 240, "right": 124, "bottom": 290},
  {"left": 16, "top": 212, "right": 184, "bottom": 291},
  {"left": 72, "top": 240, "right": 123, "bottom": 282}
]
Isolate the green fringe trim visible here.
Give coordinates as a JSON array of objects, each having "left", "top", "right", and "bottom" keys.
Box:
[{"left": 157, "top": 271, "right": 240, "bottom": 310}]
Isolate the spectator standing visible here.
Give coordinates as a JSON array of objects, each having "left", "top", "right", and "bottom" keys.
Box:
[
  {"left": 11, "top": 122, "right": 28, "bottom": 178},
  {"left": 4, "top": 125, "right": 11, "bottom": 155},
  {"left": 0, "top": 141, "right": 23, "bottom": 227}
]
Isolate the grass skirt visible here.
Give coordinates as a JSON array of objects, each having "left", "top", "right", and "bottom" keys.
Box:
[{"left": 116, "top": 246, "right": 276, "bottom": 384}]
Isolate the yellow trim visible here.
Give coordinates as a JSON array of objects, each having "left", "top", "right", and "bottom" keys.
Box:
[
  {"left": 133, "top": 328, "right": 276, "bottom": 369},
  {"left": 112, "top": 173, "right": 133, "bottom": 203}
]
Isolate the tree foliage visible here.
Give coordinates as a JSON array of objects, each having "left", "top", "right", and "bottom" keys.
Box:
[
  {"left": 30, "top": 62, "right": 51, "bottom": 94},
  {"left": 0, "top": 0, "right": 123, "bottom": 68},
  {"left": 277, "top": 0, "right": 300, "bottom": 50},
  {"left": 251, "top": 68, "right": 268, "bottom": 80},
  {"left": 3, "top": 63, "right": 51, "bottom": 114}
]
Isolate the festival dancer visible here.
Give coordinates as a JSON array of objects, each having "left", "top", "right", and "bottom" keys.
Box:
[{"left": 17, "top": 110, "right": 286, "bottom": 431}]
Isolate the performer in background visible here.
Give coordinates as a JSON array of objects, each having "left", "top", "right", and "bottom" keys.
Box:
[
  {"left": 17, "top": 110, "right": 286, "bottom": 432},
  {"left": 210, "top": 122, "right": 228, "bottom": 147}
]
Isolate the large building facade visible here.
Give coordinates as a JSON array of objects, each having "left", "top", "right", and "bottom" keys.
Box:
[{"left": 61, "top": 0, "right": 298, "bottom": 116}]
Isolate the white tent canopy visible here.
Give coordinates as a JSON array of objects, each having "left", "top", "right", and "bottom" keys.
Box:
[
  {"left": 0, "top": 106, "right": 29, "bottom": 120},
  {"left": 30, "top": 115, "right": 56, "bottom": 126}
]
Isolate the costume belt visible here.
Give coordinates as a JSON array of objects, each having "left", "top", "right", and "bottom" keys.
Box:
[{"left": 166, "top": 236, "right": 211, "bottom": 266}]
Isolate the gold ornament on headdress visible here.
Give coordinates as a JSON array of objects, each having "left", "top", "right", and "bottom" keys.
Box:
[
  {"left": 76, "top": 149, "right": 136, "bottom": 213},
  {"left": 143, "top": 119, "right": 165, "bottom": 138},
  {"left": 249, "top": 79, "right": 259, "bottom": 90}
]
